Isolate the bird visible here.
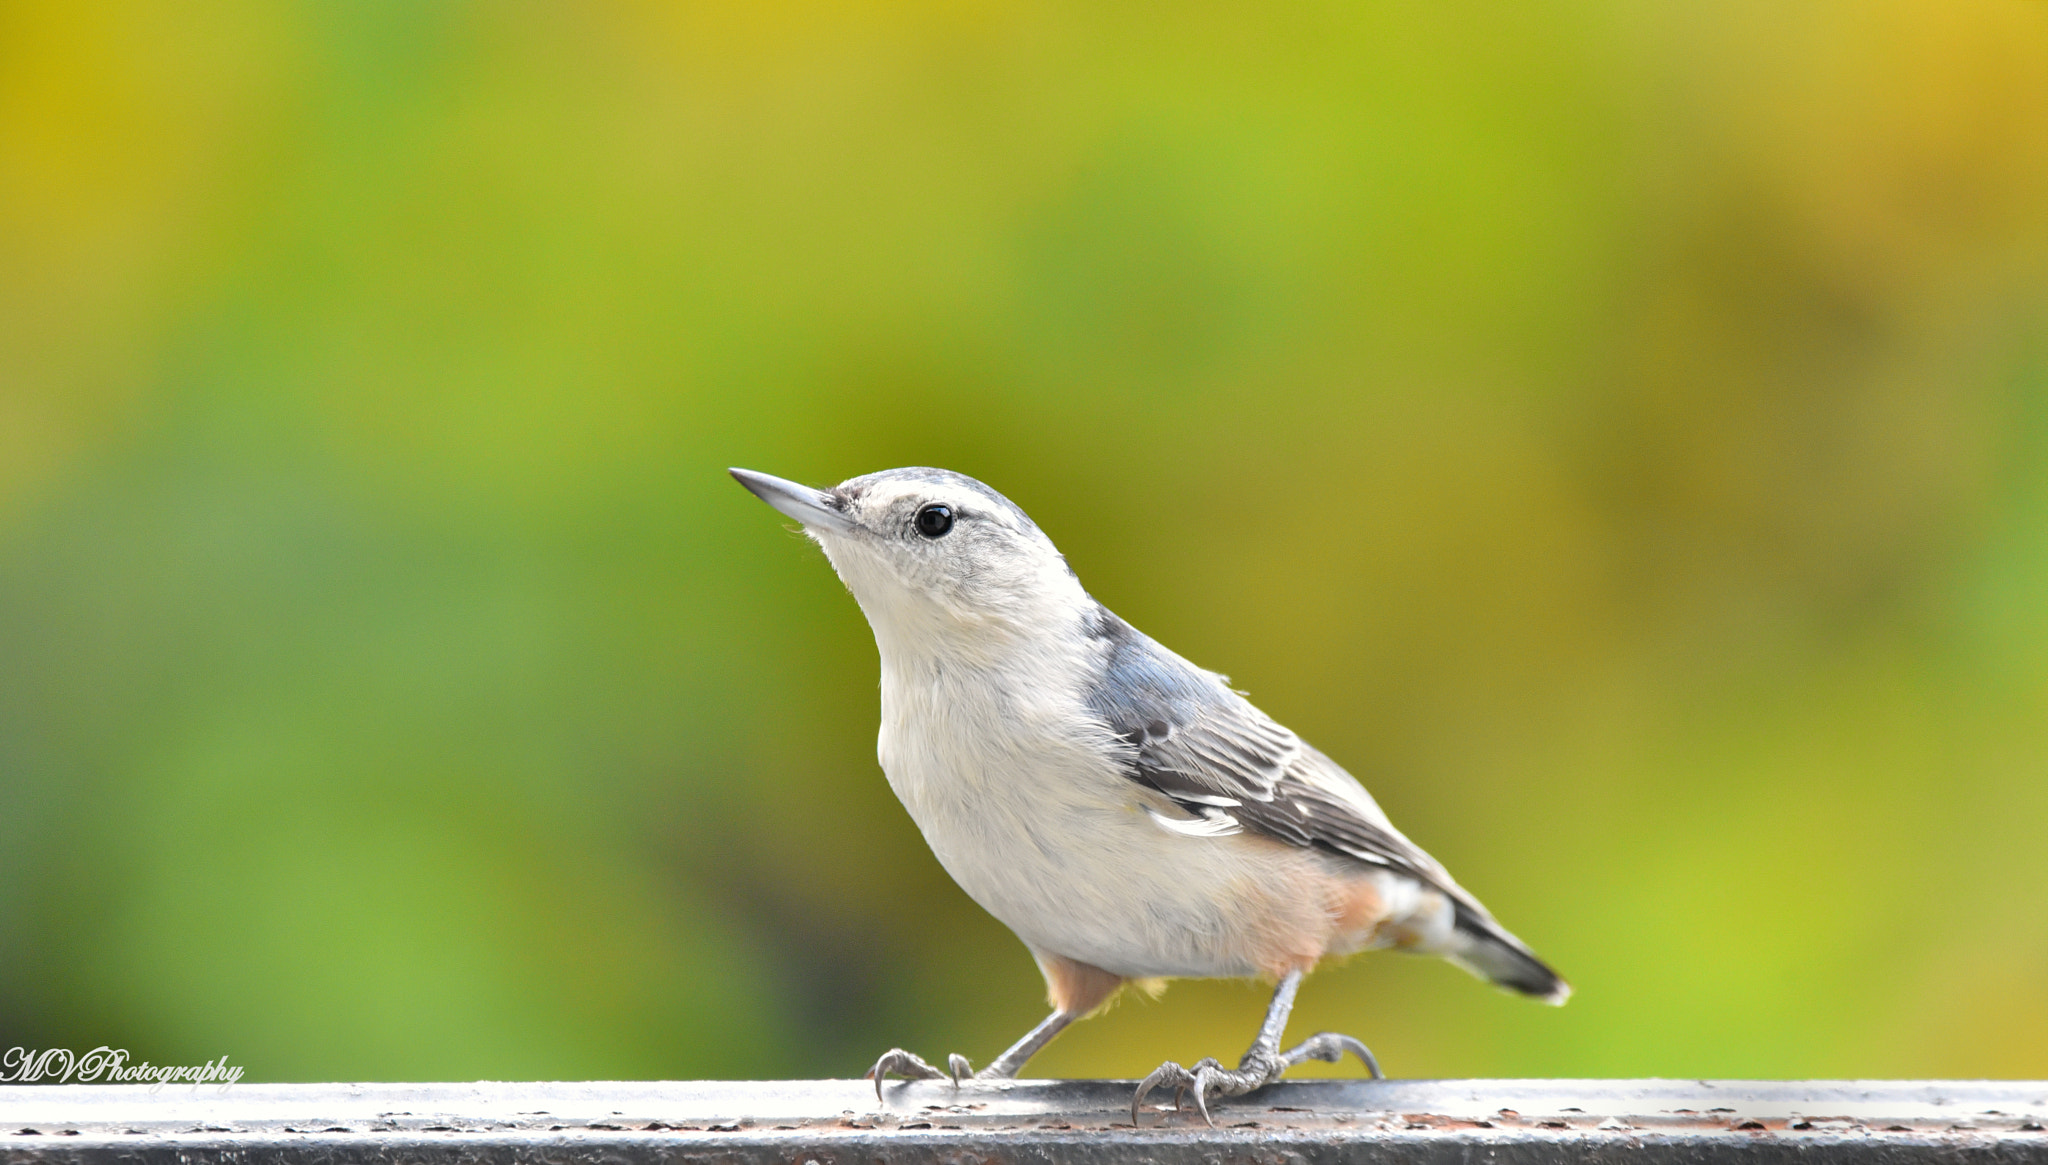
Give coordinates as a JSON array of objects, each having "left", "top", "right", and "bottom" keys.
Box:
[{"left": 729, "top": 465, "right": 1567, "bottom": 1124}]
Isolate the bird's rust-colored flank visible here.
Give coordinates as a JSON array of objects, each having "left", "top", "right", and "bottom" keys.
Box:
[
  {"left": 1036, "top": 953, "right": 1125, "bottom": 1018},
  {"left": 1332, "top": 875, "right": 1389, "bottom": 944}
]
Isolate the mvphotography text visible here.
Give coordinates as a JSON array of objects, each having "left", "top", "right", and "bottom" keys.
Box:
[{"left": 2, "top": 1048, "right": 243, "bottom": 1090}]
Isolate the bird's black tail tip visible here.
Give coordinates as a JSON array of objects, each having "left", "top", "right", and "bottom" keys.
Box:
[
  {"left": 1487, "top": 947, "right": 1571, "bottom": 1005},
  {"left": 1450, "top": 907, "right": 1570, "bottom": 1005}
]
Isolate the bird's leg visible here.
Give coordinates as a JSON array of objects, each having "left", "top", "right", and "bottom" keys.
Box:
[
  {"left": 864, "top": 1009, "right": 1079, "bottom": 1100},
  {"left": 975, "top": 1008, "right": 1077, "bottom": 1078},
  {"left": 1132, "top": 969, "right": 1382, "bottom": 1126},
  {"left": 1130, "top": 970, "right": 1302, "bottom": 1126}
]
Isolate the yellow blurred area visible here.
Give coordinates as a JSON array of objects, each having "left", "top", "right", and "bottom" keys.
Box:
[{"left": 2, "top": 1, "right": 2045, "bottom": 1082}]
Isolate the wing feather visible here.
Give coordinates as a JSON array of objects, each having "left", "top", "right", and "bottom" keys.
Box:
[
  {"left": 1081, "top": 605, "right": 1569, "bottom": 1002},
  {"left": 1083, "top": 607, "right": 1465, "bottom": 901}
]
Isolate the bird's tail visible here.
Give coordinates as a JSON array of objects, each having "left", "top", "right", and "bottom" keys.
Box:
[{"left": 1445, "top": 902, "right": 1570, "bottom": 1005}]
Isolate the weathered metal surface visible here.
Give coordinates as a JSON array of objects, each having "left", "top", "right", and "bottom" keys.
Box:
[{"left": 3, "top": 1078, "right": 2045, "bottom": 1163}]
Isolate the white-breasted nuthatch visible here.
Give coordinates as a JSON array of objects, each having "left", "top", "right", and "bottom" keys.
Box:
[{"left": 731, "top": 466, "right": 1567, "bottom": 1124}]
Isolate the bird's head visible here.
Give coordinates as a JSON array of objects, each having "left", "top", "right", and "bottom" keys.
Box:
[{"left": 730, "top": 466, "right": 1087, "bottom": 651}]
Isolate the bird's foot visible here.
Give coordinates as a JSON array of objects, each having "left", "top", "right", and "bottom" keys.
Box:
[
  {"left": 862, "top": 1049, "right": 979, "bottom": 1100},
  {"left": 1132, "top": 1032, "right": 1381, "bottom": 1126},
  {"left": 1132, "top": 1053, "right": 1274, "bottom": 1127}
]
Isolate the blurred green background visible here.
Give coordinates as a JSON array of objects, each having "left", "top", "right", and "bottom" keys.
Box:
[{"left": 4, "top": 1, "right": 2047, "bottom": 1084}]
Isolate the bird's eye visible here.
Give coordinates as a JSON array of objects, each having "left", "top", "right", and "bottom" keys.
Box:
[{"left": 914, "top": 503, "right": 954, "bottom": 539}]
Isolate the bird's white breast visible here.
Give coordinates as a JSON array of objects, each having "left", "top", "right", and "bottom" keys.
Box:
[{"left": 872, "top": 631, "right": 1299, "bottom": 980}]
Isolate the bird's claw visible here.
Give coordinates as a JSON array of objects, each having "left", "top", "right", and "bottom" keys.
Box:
[
  {"left": 1131, "top": 1059, "right": 1185, "bottom": 1127},
  {"left": 1133, "top": 1032, "right": 1383, "bottom": 1125},
  {"left": 1280, "top": 1031, "right": 1384, "bottom": 1079},
  {"left": 1133, "top": 1056, "right": 1244, "bottom": 1127},
  {"left": 862, "top": 1048, "right": 978, "bottom": 1101},
  {"left": 863, "top": 1049, "right": 947, "bottom": 1100}
]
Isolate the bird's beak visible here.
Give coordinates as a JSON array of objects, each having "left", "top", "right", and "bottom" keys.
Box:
[{"left": 729, "top": 468, "right": 857, "bottom": 534}]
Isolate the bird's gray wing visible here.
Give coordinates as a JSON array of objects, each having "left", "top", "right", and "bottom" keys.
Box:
[{"left": 1082, "top": 607, "right": 1460, "bottom": 895}]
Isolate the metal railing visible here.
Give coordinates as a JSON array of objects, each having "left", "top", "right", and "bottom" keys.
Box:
[{"left": 4, "top": 1078, "right": 2045, "bottom": 1163}]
